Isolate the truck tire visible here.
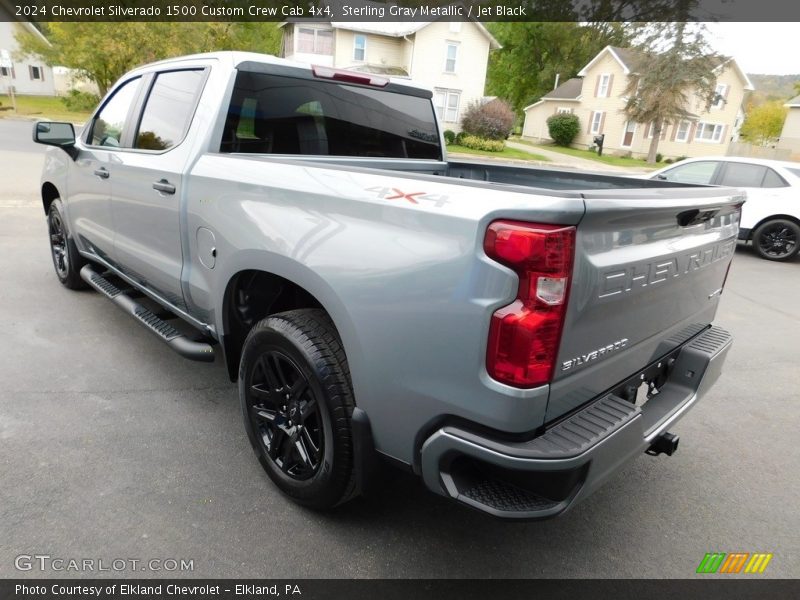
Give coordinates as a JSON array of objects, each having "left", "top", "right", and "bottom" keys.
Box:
[
  {"left": 239, "top": 309, "right": 357, "bottom": 509},
  {"left": 47, "top": 198, "right": 87, "bottom": 289},
  {"left": 753, "top": 219, "right": 800, "bottom": 261}
]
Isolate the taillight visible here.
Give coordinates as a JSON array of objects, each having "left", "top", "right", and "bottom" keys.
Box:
[{"left": 484, "top": 220, "right": 576, "bottom": 388}]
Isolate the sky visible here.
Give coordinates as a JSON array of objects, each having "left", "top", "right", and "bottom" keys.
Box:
[{"left": 705, "top": 23, "right": 799, "bottom": 75}]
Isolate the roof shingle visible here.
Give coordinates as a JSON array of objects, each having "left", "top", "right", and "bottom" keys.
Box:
[{"left": 542, "top": 78, "right": 583, "bottom": 100}]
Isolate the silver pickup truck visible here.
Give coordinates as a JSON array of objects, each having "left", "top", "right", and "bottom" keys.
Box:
[{"left": 34, "top": 52, "right": 740, "bottom": 519}]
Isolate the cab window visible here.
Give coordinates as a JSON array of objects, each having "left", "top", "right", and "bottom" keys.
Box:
[{"left": 135, "top": 70, "right": 206, "bottom": 151}]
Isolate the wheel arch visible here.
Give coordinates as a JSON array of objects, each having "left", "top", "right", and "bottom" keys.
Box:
[
  {"left": 41, "top": 182, "right": 60, "bottom": 216},
  {"left": 749, "top": 214, "right": 800, "bottom": 240},
  {"left": 218, "top": 266, "right": 360, "bottom": 385}
]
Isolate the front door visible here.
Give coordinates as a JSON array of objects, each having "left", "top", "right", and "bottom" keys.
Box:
[
  {"left": 111, "top": 69, "right": 206, "bottom": 310},
  {"left": 68, "top": 76, "right": 142, "bottom": 262},
  {"left": 622, "top": 121, "right": 636, "bottom": 147}
]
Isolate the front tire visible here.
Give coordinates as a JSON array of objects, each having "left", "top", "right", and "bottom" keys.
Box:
[
  {"left": 239, "top": 309, "right": 357, "bottom": 509},
  {"left": 47, "top": 198, "right": 87, "bottom": 289},
  {"left": 753, "top": 219, "right": 800, "bottom": 261}
]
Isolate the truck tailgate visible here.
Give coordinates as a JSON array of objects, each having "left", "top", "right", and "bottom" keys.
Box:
[{"left": 547, "top": 186, "right": 743, "bottom": 421}]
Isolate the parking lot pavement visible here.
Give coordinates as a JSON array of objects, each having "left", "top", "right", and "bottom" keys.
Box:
[{"left": 0, "top": 120, "right": 798, "bottom": 579}]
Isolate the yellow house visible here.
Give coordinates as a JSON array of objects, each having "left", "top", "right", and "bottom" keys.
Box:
[
  {"left": 280, "top": 17, "right": 500, "bottom": 131},
  {"left": 522, "top": 46, "right": 754, "bottom": 159},
  {"left": 777, "top": 95, "right": 800, "bottom": 161}
]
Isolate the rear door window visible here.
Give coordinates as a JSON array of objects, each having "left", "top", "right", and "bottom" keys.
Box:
[
  {"left": 761, "top": 168, "right": 788, "bottom": 188},
  {"left": 220, "top": 71, "right": 441, "bottom": 159},
  {"left": 135, "top": 69, "right": 206, "bottom": 151},
  {"left": 718, "top": 163, "right": 768, "bottom": 188}
]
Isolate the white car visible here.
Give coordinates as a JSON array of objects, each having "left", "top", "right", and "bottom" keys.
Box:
[{"left": 647, "top": 156, "right": 800, "bottom": 261}]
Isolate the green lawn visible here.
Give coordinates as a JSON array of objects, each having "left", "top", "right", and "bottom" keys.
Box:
[
  {"left": 447, "top": 143, "right": 550, "bottom": 162},
  {"left": 0, "top": 94, "right": 92, "bottom": 123},
  {"left": 512, "top": 138, "right": 656, "bottom": 168}
]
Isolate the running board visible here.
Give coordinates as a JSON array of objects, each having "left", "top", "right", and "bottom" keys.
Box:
[{"left": 80, "top": 264, "right": 216, "bottom": 363}]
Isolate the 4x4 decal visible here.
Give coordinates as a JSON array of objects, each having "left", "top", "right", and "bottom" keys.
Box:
[{"left": 366, "top": 186, "right": 449, "bottom": 208}]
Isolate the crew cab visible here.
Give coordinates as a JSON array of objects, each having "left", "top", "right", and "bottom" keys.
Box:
[{"left": 34, "top": 52, "right": 740, "bottom": 519}]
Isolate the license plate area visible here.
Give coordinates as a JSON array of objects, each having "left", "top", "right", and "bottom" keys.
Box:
[{"left": 611, "top": 347, "right": 681, "bottom": 408}]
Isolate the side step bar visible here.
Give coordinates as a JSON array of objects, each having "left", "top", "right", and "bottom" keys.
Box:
[{"left": 80, "top": 264, "right": 216, "bottom": 362}]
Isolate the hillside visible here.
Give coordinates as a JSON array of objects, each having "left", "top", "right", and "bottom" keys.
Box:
[{"left": 748, "top": 74, "right": 800, "bottom": 105}]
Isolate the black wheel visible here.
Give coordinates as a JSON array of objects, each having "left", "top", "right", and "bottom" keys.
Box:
[
  {"left": 239, "top": 309, "right": 357, "bottom": 509},
  {"left": 48, "top": 198, "right": 87, "bottom": 289},
  {"left": 753, "top": 219, "right": 800, "bottom": 261}
]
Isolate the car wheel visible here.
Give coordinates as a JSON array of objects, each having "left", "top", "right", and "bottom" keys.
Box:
[
  {"left": 239, "top": 309, "right": 357, "bottom": 509},
  {"left": 753, "top": 219, "right": 800, "bottom": 261},
  {"left": 48, "top": 199, "right": 87, "bottom": 289}
]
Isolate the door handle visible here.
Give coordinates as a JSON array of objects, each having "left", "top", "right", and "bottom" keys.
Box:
[
  {"left": 94, "top": 168, "right": 109, "bottom": 179},
  {"left": 152, "top": 179, "right": 176, "bottom": 194}
]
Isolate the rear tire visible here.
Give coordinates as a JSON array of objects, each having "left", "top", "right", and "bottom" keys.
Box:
[
  {"left": 753, "top": 219, "right": 800, "bottom": 261},
  {"left": 239, "top": 309, "right": 357, "bottom": 509},
  {"left": 47, "top": 198, "right": 87, "bottom": 289}
]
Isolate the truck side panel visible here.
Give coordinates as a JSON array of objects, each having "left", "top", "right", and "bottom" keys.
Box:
[{"left": 183, "top": 154, "right": 586, "bottom": 463}]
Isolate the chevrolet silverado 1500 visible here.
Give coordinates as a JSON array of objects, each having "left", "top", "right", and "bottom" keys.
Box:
[{"left": 34, "top": 52, "right": 740, "bottom": 519}]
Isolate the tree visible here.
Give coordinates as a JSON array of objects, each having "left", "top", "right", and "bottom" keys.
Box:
[
  {"left": 621, "top": 18, "right": 722, "bottom": 163},
  {"left": 486, "top": 22, "right": 631, "bottom": 114},
  {"left": 739, "top": 101, "right": 788, "bottom": 146},
  {"left": 15, "top": 22, "right": 281, "bottom": 96}
]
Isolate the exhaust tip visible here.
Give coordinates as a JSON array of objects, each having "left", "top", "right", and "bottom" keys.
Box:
[{"left": 647, "top": 432, "right": 680, "bottom": 456}]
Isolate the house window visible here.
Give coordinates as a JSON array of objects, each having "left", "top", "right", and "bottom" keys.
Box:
[
  {"left": 695, "top": 122, "right": 724, "bottom": 143},
  {"left": 674, "top": 121, "right": 691, "bottom": 142},
  {"left": 30, "top": 66, "right": 42, "bottom": 80},
  {"left": 590, "top": 111, "right": 604, "bottom": 134},
  {"left": 444, "top": 43, "right": 458, "bottom": 73},
  {"left": 557, "top": 107, "right": 572, "bottom": 114},
  {"left": 434, "top": 89, "right": 461, "bottom": 123},
  {"left": 297, "top": 27, "right": 334, "bottom": 55},
  {"left": 353, "top": 35, "right": 366, "bottom": 62},
  {"left": 0, "top": 66, "right": 11, "bottom": 78},
  {"left": 645, "top": 122, "right": 667, "bottom": 139},
  {"left": 598, "top": 74, "right": 611, "bottom": 97},
  {"left": 713, "top": 84, "right": 728, "bottom": 108}
]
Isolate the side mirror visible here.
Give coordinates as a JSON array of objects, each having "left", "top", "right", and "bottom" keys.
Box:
[
  {"left": 656, "top": 174, "right": 667, "bottom": 181},
  {"left": 33, "top": 121, "right": 78, "bottom": 159}
]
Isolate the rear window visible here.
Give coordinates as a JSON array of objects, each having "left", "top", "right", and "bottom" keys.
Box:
[{"left": 220, "top": 71, "right": 441, "bottom": 160}]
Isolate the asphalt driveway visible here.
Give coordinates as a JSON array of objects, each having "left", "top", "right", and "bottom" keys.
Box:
[{"left": 0, "top": 119, "right": 797, "bottom": 579}]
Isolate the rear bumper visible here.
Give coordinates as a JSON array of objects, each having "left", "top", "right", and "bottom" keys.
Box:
[{"left": 419, "top": 326, "right": 733, "bottom": 519}]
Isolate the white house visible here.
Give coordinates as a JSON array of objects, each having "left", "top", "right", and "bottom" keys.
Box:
[
  {"left": 0, "top": 0, "right": 55, "bottom": 96},
  {"left": 777, "top": 95, "right": 800, "bottom": 161},
  {"left": 522, "top": 45, "right": 754, "bottom": 159},
  {"left": 280, "top": 9, "right": 500, "bottom": 131}
]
